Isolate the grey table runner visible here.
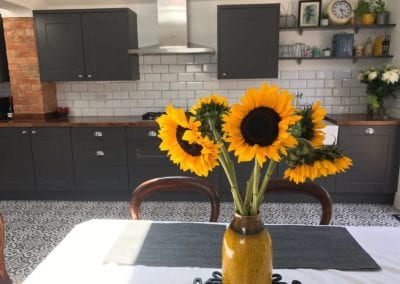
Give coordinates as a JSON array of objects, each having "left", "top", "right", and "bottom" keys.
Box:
[{"left": 104, "top": 222, "right": 381, "bottom": 271}]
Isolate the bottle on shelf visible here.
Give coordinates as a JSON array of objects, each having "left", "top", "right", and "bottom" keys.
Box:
[
  {"left": 364, "top": 37, "right": 373, "bottom": 56},
  {"left": 7, "top": 96, "right": 13, "bottom": 119}
]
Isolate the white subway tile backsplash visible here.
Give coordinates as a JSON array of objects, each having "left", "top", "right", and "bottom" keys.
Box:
[
  {"left": 170, "top": 82, "right": 187, "bottom": 90},
  {"left": 342, "top": 79, "right": 361, "bottom": 88},
  {"left": 144, "top": 74, "right": 161, "bottom": 82},
  {"left": 194, "top": 54, "right": 211, "bottom": 64},
  {"left": 203, "top": 64, "right": 217, "bottom": 73},
  {"left": 177, "top": 55, "right": 194, "bottom": 64},
  {"left": 169, "top": 65, "right": 186, "bottom": 73},
  {"left": 152, "top": 65, "right": 169, "bottom": 73},
  {"left": 280, "top": 70, "right": 298, "bottom": 79},
  {"left": 161, "top": 73, "right": 178, "bottom": 82},
  {"left": 143, "top": 55, "right": 161, "bottom": 65},
  {"left": 154, "top": 82, "right": 169, "bottom": 90},
  {"left": 187, "top": 82, "right": 203, "bottom": 90},
  {"left": 307, "top": 80, "right": 324, "bottom": 88},
  {"left": 324, "top": 79, "right": 342, "bottom": 88},
  {"left": 186, "top": 65, "right": 203, "bottom": 73},
  {"left": 161, "top": 55, "right": 177, "bottom": 65},
  {"left": 178, "top": 73, "right": 195, "bottom": 82},
  {"left": 315, "top": 70, "right": 333, "bottom": 79},
  {"left": 298, "top": 71, "right": 316, "bottom": 79},
  {"left": 145, "top": 91, "right": 162, "bottom": 99},
  {"left": 57, "top": 55, "right": 370, "bottom": 117},
  {"left": 289, "top": 80, "right": 307, "bottom": 88},
  {"left": 334, "top": 69, "right": 352, "bottom": 79},
  {"left": 112, "top": 91, "right": 129, "bottom": 100},
  {"left": 129, "top": 91, "right": 146, "bottom": 99}
]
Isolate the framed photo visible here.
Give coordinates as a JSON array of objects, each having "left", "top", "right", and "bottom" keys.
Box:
[{"left": 298, "top": 0, "right": 321, "bottom": 27}]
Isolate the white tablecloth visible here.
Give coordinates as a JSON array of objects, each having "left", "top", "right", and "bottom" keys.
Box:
[{"left": 23, "top": 220, "right": 400, "bottom": 284}]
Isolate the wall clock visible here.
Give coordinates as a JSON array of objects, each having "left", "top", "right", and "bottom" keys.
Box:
[{"left": 326, "top": 0, "right": 355, "bottom": 25}]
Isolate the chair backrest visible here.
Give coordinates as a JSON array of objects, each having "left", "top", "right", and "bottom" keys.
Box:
[
  {"left": 0, "top": 214, "right": 11, "bottom": 284},
  {"left": 266, "top": 179, "right": 333, "bottom": 225},
  {"left": 129, "top": 176, "right": 220, "bottom": 222}
]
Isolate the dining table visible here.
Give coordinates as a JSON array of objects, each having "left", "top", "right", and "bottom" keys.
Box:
[{"left": 22, "top": 219, "right": 400, "bottom": 284}]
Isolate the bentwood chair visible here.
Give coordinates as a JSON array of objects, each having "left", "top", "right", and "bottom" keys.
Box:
[
  {"left": 130, "top": 176, "right": 220, "bottom": 222},
  {"left": 266, "top": 179, "right": 333, "bottom": 225},
  {"left": 0, "top": 214, "right": 11, "bottom": 284}
]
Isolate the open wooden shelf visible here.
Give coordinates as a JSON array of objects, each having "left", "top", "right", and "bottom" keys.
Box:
[
  {"left": 280, "top": 24, "right": 396, "bottom": 35},
  {"left": 279, "top": 55, "right": 394, "bottom": 65}
]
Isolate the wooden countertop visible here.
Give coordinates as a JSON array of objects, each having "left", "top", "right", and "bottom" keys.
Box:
[
  {"left": 0, "top": 116, "right": 158, "bottom": 127},
  {"left": 325, "top": 114, "right": 400, "bottom": 126},
  {"left": 0, "top": 114, "right": 399, "bottom": 127}
]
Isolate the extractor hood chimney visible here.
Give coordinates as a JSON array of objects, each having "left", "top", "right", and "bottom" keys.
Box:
[{"left": 128, "top": 0, "right": 214, "bottom": 55}]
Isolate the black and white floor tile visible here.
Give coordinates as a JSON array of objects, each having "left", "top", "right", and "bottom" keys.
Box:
[{"left": 1, "top": 200, "right": 400, "bottom": 283}]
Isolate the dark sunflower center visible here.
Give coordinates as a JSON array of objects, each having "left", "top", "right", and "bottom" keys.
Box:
[
  {"left": 176, "top": 126, "right": 202, "bottom": 156},
  {"left": 240, "top": 107, "right": 281, "bottom": 146}
]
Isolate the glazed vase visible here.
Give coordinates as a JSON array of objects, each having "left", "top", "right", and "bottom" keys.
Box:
[
  {"left": 361, "top": 14, "right": 375, "bottom": 25},
  {"left": 222, "top": 213, "right": 272, "bottom": 284}
]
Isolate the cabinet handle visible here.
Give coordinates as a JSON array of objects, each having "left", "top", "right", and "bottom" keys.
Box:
[
  {"left": 364, "top": 128, "right": 375, "bottom": 135},
  {"left": 31, "top": 130, "right": 37, "bottom": 134},
  {"left": 87, "top": 74, "right": 93, "bottom": 78},
  {"left": 21, "top": 130, "right": 27, "bottom": 135},
  {"left": 93, "top": 131, "right": 103, "bottom": 137},
  {"left": 148, "top": 130, "right": 157, "bottom": 137},
  {"left": 78, "top": 74, "right": 84, "bottom": 78},
  {"left": 95, "top": 150, "right": 105, "bottom": 157}
]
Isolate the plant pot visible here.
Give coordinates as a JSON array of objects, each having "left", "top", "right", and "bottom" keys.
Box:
[
  {"left": 361, "top": 14, "right": 375, "bottom": 25},
  {"left": 376, "top": 11, "right": 390, "bottom": 25},
  {"left": 222, "top": 213, "right": 272, "bottom": 284}
]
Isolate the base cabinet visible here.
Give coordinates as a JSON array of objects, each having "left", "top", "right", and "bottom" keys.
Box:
[
  {"left": 0, "top": 128, "right": 35, "bottom": 191},
  {"left": 0, "top": 128, "right": 74, "bottom": 191},
  {"left": 336, "top": 125, "right": 400, "bottom": 194}
]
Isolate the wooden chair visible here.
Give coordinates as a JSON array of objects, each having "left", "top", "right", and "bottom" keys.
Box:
[
  {"left": 266, "top": 179, "right": 333, "bottom": 225},
  {"left": 130, "top": 176, "right": 220, "bottom": 222},
  {"left": 0, "top": 214, "right": 11, "bottom": 284}
]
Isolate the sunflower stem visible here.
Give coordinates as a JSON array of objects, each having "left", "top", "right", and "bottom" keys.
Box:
[
  {"left": 254, "top": 160, "right": 277, "bottom": 213},
  {"left": 207, "top": 118, "right": 245, "bottom": 215},
  {"left": 250, "top": 159, "right": 261, "bottom": 216}
]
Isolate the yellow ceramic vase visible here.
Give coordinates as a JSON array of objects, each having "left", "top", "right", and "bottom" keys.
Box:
[
  {"left": 222, "top": 213, "right": 272, "bottom": 284},
  {"left": 362, "top": 14, "right": 375, "bottom": 25}
]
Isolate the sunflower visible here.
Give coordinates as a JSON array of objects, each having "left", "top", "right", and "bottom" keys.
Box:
[
  {"left": 190, "top": 94, "right": 229, "bottom": 137},
  {"left": 222, "top": 83, "right": 301, "bottom": 166},
  {"left": 291, "top": 101, "right": 326, "bottom": 147},
  {"left": 284, "top": 156, "right": 352, "bottom": 184},
  {"left": 156, "top": 104, "right": 220, "bottom": 177}
]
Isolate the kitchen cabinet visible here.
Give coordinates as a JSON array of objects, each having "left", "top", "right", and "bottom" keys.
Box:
[
  {"left": 34, "top": 9, "right": 139, "bottom": 82},
  {"left": 0, "top": 128, "right": 74, "bottom": 191},
  {"left": 217, "top": 4, "right": 280, "bottom": 79},
  {"left": 126, "top": 127, "right": 220, "bottom": 193},
  {"left": 0, "top": 15, "right": 9, "bottom": 82},
  {"left": 336, "top": 125, "right": 400, "bottom": 194},
  {"left": 71, "top": 127, "right": 129, "bottom": 191}
]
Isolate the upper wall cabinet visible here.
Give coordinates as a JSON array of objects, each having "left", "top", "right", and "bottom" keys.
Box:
[
  {"left": 0, "top": 15, "right": 9, "bottom": 82},
  {"left": 217, "top": 4, "right": 280, "bottom": 79},
  {"left": 33, "top": 9, "right": 139, "bottom": 82}
]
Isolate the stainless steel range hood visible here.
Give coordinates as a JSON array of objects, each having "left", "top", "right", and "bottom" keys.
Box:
[{"left": 128, "top": 0, "right": 214, "bottom": 55}]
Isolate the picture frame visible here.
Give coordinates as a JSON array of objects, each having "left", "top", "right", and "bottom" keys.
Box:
[{"left": 298, "top": 0, "right": 321, "bottom": 27}]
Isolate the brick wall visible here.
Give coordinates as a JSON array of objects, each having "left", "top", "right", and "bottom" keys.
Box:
[{"left": 2, "top": 17, "right": 56, "bottom": 117}]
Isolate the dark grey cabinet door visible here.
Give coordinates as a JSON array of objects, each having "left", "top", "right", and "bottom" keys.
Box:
[
  {"left": 218, "top": 4, "right": 280, "bottom": 79},
  {"left": 34, "top": 12, "right": 86, "bottom": 81},
  {"left": 82, "top": 12, "right": 132, "bottom": 81},
  {"left": 336, "top": 126, "right": 400, "bottom": 194},
  {"left": 0, "top": 15, "right": 9, "bottom": 82},
  {"left": 0, "top": 128, "right": 35, "bottom": 191},
  {"left": 30, "top": 128, "right": 75, "bottom": 191}
]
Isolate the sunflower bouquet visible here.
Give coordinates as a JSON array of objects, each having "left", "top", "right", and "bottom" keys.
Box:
[{"left": 157, "top": 83, "right": 352, "bottom": 216}]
